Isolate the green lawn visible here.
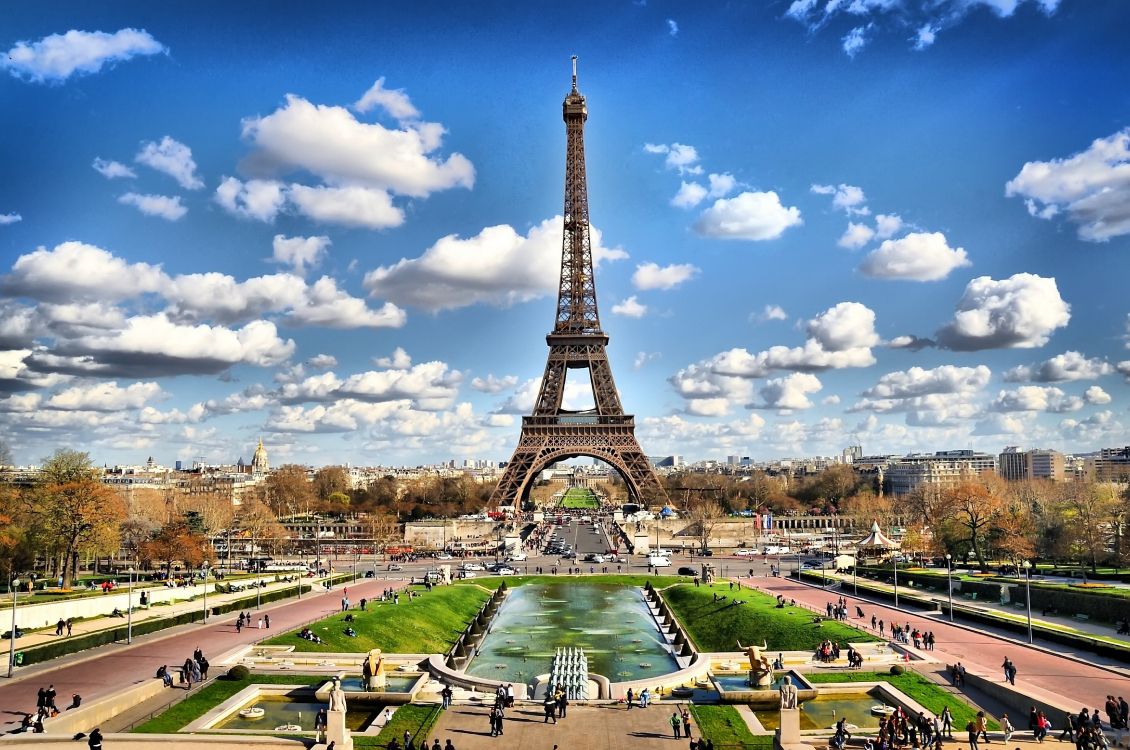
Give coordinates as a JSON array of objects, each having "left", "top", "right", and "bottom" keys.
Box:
[
  {"left": 804, "top": 671, "right": 998, "bottom": 730},
  {"left": 262, "top": 584, "right": 491, "bottom": 653},
  {"left": 371, "top": 703, "right": 443, "bottom": 748},
  {"left": 689, "top": 703, "right": 771, "bottom": 748},
  {"left": 559, "top": 487, "right": 601, "bottom": 509},
  {"left": 132, "top": 673, "right": 323, "bottom": 733},
  {"left": 663, "top": 583, "right": 881, "bottom": 652}
]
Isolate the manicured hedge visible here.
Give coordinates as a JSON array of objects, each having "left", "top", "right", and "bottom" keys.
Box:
[
  {"left": 796, "top": 570, "right": 940, "bottom": 611},
  {"left": 16, "top": 574, "right": 350, "bottom": 667}
]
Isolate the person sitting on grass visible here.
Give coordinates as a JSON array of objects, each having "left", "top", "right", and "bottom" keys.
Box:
[{"left": 343, "top": 627, "right": 357, "bottom": 637}]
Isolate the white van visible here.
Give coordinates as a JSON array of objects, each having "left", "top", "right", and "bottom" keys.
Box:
[
  {"left": 648, "top": 554, "right": 672, "bottom": 567},
  {"left": 507, "top": 551, "right": 527, "bottom": 562}
]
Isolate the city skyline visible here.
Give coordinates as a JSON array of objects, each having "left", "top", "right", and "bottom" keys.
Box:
[{"left": 1, "top": 1, "right": 1129, "bottom": 467}]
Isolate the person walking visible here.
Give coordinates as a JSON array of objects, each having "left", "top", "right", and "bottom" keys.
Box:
[
  {"left": 966, "top": 718, "right": 980, "bottom": 750},
  {"left": 1001, "top": 713, "right": 1014, "bottom": 743},
  {"left": 543, "top": 696, "right": 556, "bottom": 724},
  {"left": 257, "top": 617, "right": 263, "bottom": 629},
  {"left": 265, "top": 614, "right": 270, "bottom": 629},
  {"left": 488, "top": 706, "right": 499, "bottom": 737},
  {"left": 682, "top": 708, "right": 692, "bottom": 739},
  {"left": 671, "top": 712, "right": 682, "bottom": 739},
  {"left": 627, "top": 687, "right": 634, "bottom": 709},
  {"left": 974, "top": 711, "right": 990, "bottom": 744},
  {"left": 441, "top": 685, "right": 452, "bottom": 710},
  {"left": 87, "top": 727, "right": 103, "bottom": 750},
  {"left": 941, "top": 706, "right": 954, "bottom": 738}
]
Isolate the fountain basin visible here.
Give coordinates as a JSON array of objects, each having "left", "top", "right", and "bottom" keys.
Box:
[
  {"left": 187, "top": 684, "right": 384, "bottom": 735},
  {"left": 712, "top": 670, "right": 815, "bottom": 706},
  {"left": 755, "top": 689, "right": 895, "bottom": 730}
]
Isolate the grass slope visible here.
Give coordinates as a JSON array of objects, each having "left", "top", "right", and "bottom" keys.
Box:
[
  {"left": 664, "top": 583, "right": 880, "bottom": 652},
  {"left": 132, "top": 674, "right": 323, "bottom": 733},
  {"left": 559, "top": 487, "right": 600, "bottom": 509},
  {"left": 371, "top": 704, "right": 443, "bottom": 748},
  {"left": 689, "top": 704, "right": 771, "bottom": 748},
  {"left": 263, "top": 584, "right": 490, "bottom": 653},
  {"left": 804, "top": 671, "right": 998, "bottom": 730}
]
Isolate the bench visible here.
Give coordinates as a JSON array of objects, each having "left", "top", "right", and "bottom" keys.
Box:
[{"left": 1073, "top": 614, "right": 1089, "bottom": 622}]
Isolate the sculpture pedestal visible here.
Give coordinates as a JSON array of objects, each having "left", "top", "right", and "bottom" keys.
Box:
[
  {"left": 775, "top": 708, "right": 815, "bottom": 750},
  {"left": 324, "top": 708, "right": 353, "bottom": 750}
]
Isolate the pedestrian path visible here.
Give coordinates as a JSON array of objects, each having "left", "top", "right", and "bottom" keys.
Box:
[{"left": 6, "top": 574, "right": 325, "bottom": 653}]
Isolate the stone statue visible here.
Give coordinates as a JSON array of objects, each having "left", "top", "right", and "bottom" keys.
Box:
[
  {"left": 364, "top": 648, "right": 385, "bottom": 691},
  {"left": 328, "top": 676, "right": 348, "bottom": 712},
  {"left": 779, "top": 675, "right": 798, "bottom": 710},
  {"left": 736, "top": 639, "right": 773, "bottom": 688}
]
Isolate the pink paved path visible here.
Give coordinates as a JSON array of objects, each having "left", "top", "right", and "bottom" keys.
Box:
[
  {"left": 741, "top": 576, "right": 1130, "bottom": 711},
  {"left": 0, "top": 577, "right": 406, "bottom": 730}
]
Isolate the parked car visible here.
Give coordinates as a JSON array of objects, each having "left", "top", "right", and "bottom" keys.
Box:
[
  {"left": 733, "top": 548, "right": 758, "bottom": 557},
  {"left": 677, "top": 566, "right": 697, "bottom": 576},
  {"left": 387, "top": 564, "right": 403, "bottom": 571},
  {"left": 461, "top": 562, "right": 484, "bottom": 571},
  {"left": 436, "top": 553, "right": 453, "bottom": 560}
]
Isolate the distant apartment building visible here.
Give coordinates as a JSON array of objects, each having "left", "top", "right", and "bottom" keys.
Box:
[
  {"left": 885, "top": 450, "right": 997, "bottom": 495},
  {"left": 998, "top": 446, "right": 1065, "bottom": 482},
  {"left": 1089, "top": 446, "right": 1130, "bottom": 483}
]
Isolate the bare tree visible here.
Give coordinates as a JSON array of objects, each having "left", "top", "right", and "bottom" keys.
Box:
[{"left": 687, "top": 499, "right": 725, "bottom": 553}]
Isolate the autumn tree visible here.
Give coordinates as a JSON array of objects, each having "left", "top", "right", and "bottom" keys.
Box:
[
  {"left": 939, "top": 480, "right": 1007, "bottom": 569},
  {"left": 686, "top": 499, "right": 725, "bottom": 553},
  {"left": 1060, "top": 481, "right": 1119, "bottom": 573},
  {"left": 313, "top": 466, "right": 350, "bottom": 502},
  {"left": 25, "top": 449, "right": 125, "bottom": 587},
  {"left": 235, "top": 496, "right": 288, "bottom": 559},
  {"left": 265, "top": 464, "right": 314, "bottom": 517},
  {"left": 140, "top": 519, "right": 212, "bottom": 574}
]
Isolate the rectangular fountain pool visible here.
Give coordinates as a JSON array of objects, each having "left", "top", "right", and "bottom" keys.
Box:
[
  {"left": 338, "top": 674, "right": 419, "bottom": 693},
  {"left": 215, "top": 696, "right": 380, "bottom": 732},
  {"left": 465, "top": 582, "right": 678, "bottom": 684},
  {"left": 755, "top": 691, "right": 893, "bottom": 731}
]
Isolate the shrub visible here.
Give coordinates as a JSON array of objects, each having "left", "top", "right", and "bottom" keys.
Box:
[
  {"left": 227, "top": 665, "right": 251, "bottom": 680},
  {"left": 890, "top": 665, "right": 905, "bottom": 675}
]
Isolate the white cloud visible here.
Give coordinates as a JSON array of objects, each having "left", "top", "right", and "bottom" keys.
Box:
[
  {"left": 1059, "top": 410, "right": 1125, "bottom": 443},
  {"left": 1084, "top": 385, "right": 1111, "bottom": 405},
  {"left": 671, "top": 181, "right": 708, "bottom": 208},
  {"left": 707, "top": 173, "right": 737, "bottom": 198},
  {"left": 2, "top": 28, "right": 166, "bottom": 83},
  {"left": 135, "top": 136, "right": 203, "bottom": 190},
  {"left": 989, "top": 385, "right": 1083, "bottom": 413},
  {"left": 754, "top": 304, "right": 788, "bottom": 323},
  {"left": 277, "top": 360, "right": 460, "bottom": 410},
  {"left": 913, "top": 24, "right": 938, "bottom": 49},
  {"left": 806, "top": 301, "right": 881, "bottom": 352},
  {"left": 842, "top": 25, "right": 874, "bottom": 57},
  {"left": 240, "top": 93, "right": 474, "bottom": 199},
  {"left": 811, "top": 183, "right": 869, "bottom": 215},
  {"left": 307, "top": 354, "right": 337, "bottom": 370},
  {"left": 838, "top": 222, "right": 875, "bottom": 249},
  {"left": 874, "top": 213, "right": 904, "bottom": 239},
  {"left": 859, "top": 231, "right": 971, "bottom": 281},
  {"left": 972, "top": 413, "right": 1030, "bottom": 436},
  {"left": 936, "top": 273, "right": 1071, "bottom": 350},
  {"left": 0, "top": 213, "right": 23, "bottom": 225},
  {"left": 611, "top": 296, "right": 648, "bottom": 318},
  {"left": 755, "top": 373, "right": 823, "bottom": 411},
  {"left": 92, "top": 158, "right": 136, "bottom": 179},
  {"left": 117, "top": 192, "right": 187, "bottom": 221},
  {"left": 353, "top": 77, "right": 420, "bottom": 120},
  {"left": 494, "top": 376, "right": 596, "bottom": 415},
  {"left": 667, "top": 18, "right": 679, "bottom": 36},
  {"left": 823, "top": 395, "right": 841, "bottom": 405},
  {"left": 1006, "top": 128, "right": 1130, "bottom": 241},
  {"left": 363, "top": 216, "right": 626, "bottom": 312},
  {"left": 470, "top": 373, "right": 518, "bottom": 393},
  {"left": 46, "top": 381, "right": 164, "bottom": 411},
  {"left": 287, "top": 183, "right": 404, "bottom": 229},
  {"left": 286, "top": 277, "right": 406, "bottom": 329},
  {"left": 694, "top": 191, "right": 802, "bottom": 241},
  {"left": 272, "top": 234, "right": 330, "bottom": 275},
  {"left": 861, "top": 365, "right": 992, "bottom": 399},
  {"left": 633, "top": 352, "right": 661, "bottom": 370},
  {"left": 374, "top": 347, "right": 413, "bottom": 370},
  {"left": 632, "top": 262, "right": 699, "bottom": 291},
  {"left": 215, "top": 177, "right": 287, "bottom": 222},
  {"left": 643, "top": 143, "right": 703, "bottom": 175},
  {"left": 3, "top": 241, "right": 167, "bottom": 302},
  {"left": 1003, "top": 351, "right": 1113, "bottom": 383},
  {"left": 1116, "top": 361, "right": 1130, "bottom": 382}
]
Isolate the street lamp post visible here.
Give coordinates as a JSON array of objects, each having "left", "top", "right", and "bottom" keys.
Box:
[
  {"left": 255, "top": 538, "right": 262, "bottom": 610},
  {"left": 201, "top": 563, "right": 210, "bottom": 622},
  {"left": 126, "top": 568, "right": 135, "bottom": 643},
  {"left": 1023, "top": 560, "right": 1033, "bottom": 644},
  {"left": 7, "top": 577, "right": 19, "bottom": 678},
  {"left": 945, "top": 554, "right": 953, "bottom": 622},
  {"left": 892, "top": 552, "right": 899, "bottom": 609}
]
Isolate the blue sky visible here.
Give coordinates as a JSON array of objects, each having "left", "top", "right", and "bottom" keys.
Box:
[{"left": 1, "top": 0, "right": 1128, "bottom": 468}]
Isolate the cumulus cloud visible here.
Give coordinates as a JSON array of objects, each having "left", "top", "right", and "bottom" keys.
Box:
[
  {"left": 838, "top": 222, "right": 875, "bottom": 250},
  {"left": 117, "top": 192, "right": 187, "bottom": 221},
  {"left": 632, "top": 262, "right": 699, "bottom": 291},
  {"left": 374, "top": 347, "right": 413, "bottom": 370},
  {"left": 754, "top": 373, "right": 823, "bottom": 411},
  {"left": 874, "top": 214, "right": 904, "bottom": 239},
  {"left": 611, "top": 296, "right": 648, "bottom": 318},
  {"left": 842, "top": 25, "right": 874, "bottom": 57},
  {"left": 363, "top": 216, "right": 626, "bottom": 311},
  {"left": 240, "top": 93, "right": 474, "bottom": 199},
  {"left": 3, "top": 241, "right": 167, "bottom": 302},
  {"left": 285, "top": 277, "right": 406, "bottom": 329},
  {"left": 2, "top": 28, "right": 166, "bottom": 83},
  {"left": 287, "top": 184, "right": 404, "bottom": 229},
  {"left": 353, "top": 77, "right": 420, "bottom": 120},
  {"left": 667, "top": 18, "right": 679, "bottom": 36},
  {"left": 972, "top": 413, "right": 1030, "bottom": 436},
  {"left": 276, "top": 360, "right": 461, "bottom": 410},
  {"left": 92, "top": 158, "right": 136, "bottom": 179},
  {"left": 1059, "top": 409, "right": 1125, "bottom": 443},
  {"left": 812, "top": 183, "right": 869, "bottom": 215},
  {"left": 754, "top": 304, "right": 788, "bottom": 323},
  {"left": 494, "top": 376, "right": 596, "bottom": 415},
  {"left": 215, "top": 177, "right": 287, "bottom": 222},
  {"left": 1006, "top": 128, "right": 1130, "bottom": 241},
  {"left": 135, "top": 136, "right": 203, "bottom": 190},
  {"left": 1003, "top": 351, "right": 1113, "bottom": 383},
  {"left": 307, "top": 354, "right": 337, "bottom": 370},
  {"left": 633, "top": 352, "right": 661, "bottom": 370},
  {"left": 643, "top": 143, "right": 703, "bottom": 175},
  {"left": 989, "top": 385, "right": 1083, "bottom": 413},
  {"left": 694, "top": 191, "right": 802, "bottom": 241},
  {"left": 1083, "top": 385, "right": 1111, "bottom": 405},
  {"left": 470, "top": 373, "right": 519, "bottom": 393},
  {"left": 859, "top": 231, "right": 971, "bottom": 281},
  {"left": 671, "top": 181, "right": 708, "bottom": 208},
  {"left": 45, "top": 381, "right": 164, "bottom": 411},
  {"left": 935, "top": 273, "right": 1070, "bottom": 351},
  {"left": 0, "top": 213, "right": 21, "bottom": 225},
  {"left": 271, "top": 234, "right": 330, "bottom": 275},
  {"left": 861, "top": 365, "right": 992, "bottom": 400}
]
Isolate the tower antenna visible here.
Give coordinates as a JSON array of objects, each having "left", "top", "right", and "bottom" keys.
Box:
[{"left": 571, "top": 55, "right": 578, "bottom": 89}]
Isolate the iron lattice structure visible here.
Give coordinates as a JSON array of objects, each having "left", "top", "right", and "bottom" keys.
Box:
[{"left": 490, "top": 59, "right": 668, "bottom": 508}]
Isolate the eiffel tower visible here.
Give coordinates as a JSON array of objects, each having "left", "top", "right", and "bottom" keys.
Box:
[{"left": 490, "top": 58, "right": 668, "bottom": 508}]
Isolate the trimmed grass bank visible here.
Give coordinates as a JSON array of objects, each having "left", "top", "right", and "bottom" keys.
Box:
[
  {"left": 132, "top": 673, "right": 323, "bottom": 733},
  {"left": 804, "top": 671, "right": 998, "bottom": 730},
  {"left": 689, "top": 704, "right": 771, "bottom": 748},
  {"left": 664, "top": 582, "right": 881, "bottom": 652},
  {"left": 264, "top": 584, "right": 490, "bottom": 653},
  {"left": 559, "top": 487, "right": 600, "bottom": 509}
]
